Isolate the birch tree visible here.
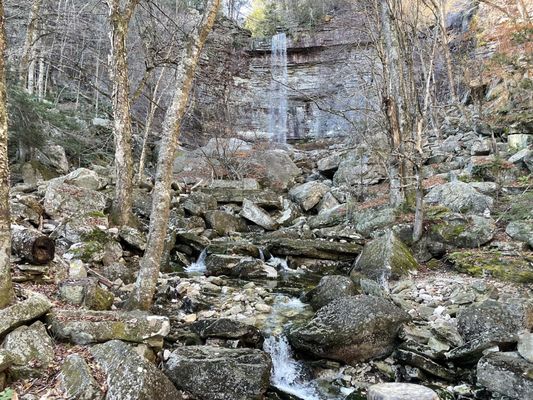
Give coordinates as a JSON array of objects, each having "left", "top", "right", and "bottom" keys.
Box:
[
  {"left": 0, "top": 0, "right": 13, "bottom": 309},
  {"left": 128, "top": 0, "right": 221, "bottom": 311},
  {"left": 19, "top": 0, "right": 43, "bottom": 93},
  {"left": 107, "top": 0, "right": 140, "bottom": 226}
]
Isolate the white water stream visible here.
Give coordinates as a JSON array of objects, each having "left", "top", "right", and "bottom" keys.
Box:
[
  {"left": 185, "top": 249, "right": 207, "bottom": 274},
  {"left": 269, "top": 32, "right": 289, "bottom": 144}
]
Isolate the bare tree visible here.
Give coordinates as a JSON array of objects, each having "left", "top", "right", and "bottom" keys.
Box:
[
  {"left": 0, "top": 0, "right": 13, "bottom": 309},
  {"left": 106, "top": 0, "right": 140, "bottom": 226},
  {"left": 127, "top": 0, "right": 221, "bottom": 311},
  {"left": 19, "top": 0, "right": 43, "bottom": 92}
]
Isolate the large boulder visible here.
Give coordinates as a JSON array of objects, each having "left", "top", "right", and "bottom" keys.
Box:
[
  {"left": 0, "top": 293, "right": 52, "bottom": 337},
  {"left": 2, "top": 321, "right": 54, "bottom": 379},
  {"left": 308, "top": 204, "right": 348, "bottom": 229},
  {"left": 47, "top": 310, "right": 170, "bottom": 347},
  {"left": 307, "top": 275, "right": 358, "bottom": 310},
  {"left": 424, "top": 181, "right": 493, "bottom": 214},
  {"left": 182, "top": 192, "right": 217, "bottom": 216},
  {"left": 288, "top": 296, "right": 410, "bottom": 364},
  {"left": 430, "top": 214, "right": 496, "bottom": 248},
  {"left": 350, "top": 232, "right": 418, "bottom": 288},
  {"left": 61, "top": 354, "right": 104, "bottom": 400},
  {"left": 205, "top": 211, "right": 248, "bottom": 235},
  {"left": 252, "top": 150, "right": 301, "bottom": 190},
  {"left": 289, "top": 181, "right": 330, "bottom": 211},
  {"left": 240, "top": 199, "right": 278, "bottom": 230},
  {"left": 333, "top": 149, "right": 386, "bottom": 186},
  {"left": 350, "top": 207, "right": 397, "bottom": 237},
  {"left": 91, "top": 340, "right": 182, "bottom": 400},
  {"left": 457, "top": 299, "right": 533, "bottom": 346},
  {"left": 477, "top": 352, "right": 533, "bottom": 400},
  {"left": 49, "top": 168, "right": 103, "bottom": 191},
  {"left": 506, "top": 220, "right": 533, "bottom": 245},
  {"left": 44, "top": 182, "right": 107, "bottom": 220},
  {"left": 164, "top": 346, "right": 271, "bottom": 400}
]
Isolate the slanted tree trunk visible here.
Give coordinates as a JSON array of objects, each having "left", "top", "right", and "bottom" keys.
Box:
[
  {"left": 19, "top": 0, "right": 43, "bottom": 92},
  {"left": 11, "top": 225, "right": 55, "bottom": 265},
  {"left": 127, "top": 0, "right": 221, "bottom": 311},
  {"left": 0, "top": 0, "right": 13, "bottom": 308},
  {"left": 106, "top": 0, "right": 140, "bottom": 226}
]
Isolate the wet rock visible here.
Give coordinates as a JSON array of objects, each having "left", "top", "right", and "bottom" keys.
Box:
[
  {"left": 424, "top": 181, "right": 493, "bottom": 214},
  {"left": 0, "top": 293, "right": 52, "bottom": 337},
  {"left": 205, "top": 210, "right": 248, "bottom": 235},
  {"left": 350, "top": 232, "right": 418, "bottom": 288},
  {"left": 205, "top": 254, "right": 276, "bottom": 279},
  {"left": 206, "top": 240, "right": 260, "bottom": 258},
  {"left": 289, "top": 181, "right": 330, "bottom": 211},
  {"left": 288, "top": 295, "right": 410, "bottom": 364},
  {"left": 91, "top": 340, "right": 181, "bottom": 400},
  {"left": 240, "top": 199, "right": 278, "bottom": 230},
  {"left": 457, "top": 299, "right": 533, "bottom": 345},
  {"left": 307, "top": 275, "right": 358, "bottom": 310},
  {"left": 518, "top": 331, "right": 533, "bottom": 362},
  {"left": 175, "top": 232, "right": 211, "bottom": 253},
  {"left": 182, "top": 192, "right": 217, "bottom": 216},
  {"left": 44, "top": 182, "right": 107, "bottom": 220},
  {"left": 265, "top": 238, "right": 361, "bottom": 260},
  {"left": 477, "top": 352, "right": 533, "bottom": 400},
  {"left": 164, "top": 345, "right": 271, "bottom": 400},
  {"left": 2, "top": 321, "right": 54, "bottom": 379},
  {"left": 61, "top": 354, "right": 104, "bottom": 400},
  {"left": 190, "top": 319, "right": 264, "bottom": 348},
  {"left": 47, "top": 310, "right": 170, "bottom": 347},
  {"left": 367, "top": 383, "right": 439, "bottom": 400}
]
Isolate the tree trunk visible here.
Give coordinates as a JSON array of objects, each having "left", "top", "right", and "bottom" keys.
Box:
[
  {"left": 127, "top": 0, "right": 221, "bottom": 311},
  {"left": 19, "top": 0, "right": 43, "bottom": 91},
  {"left": 11, "top": 225, "right": 55, "bottom": 265},
  {"left": 107, "top": 0, "right": 140, "bottom": 226},
  {"left": 0, "top": 0, "right": 13, "bottom": 308}
]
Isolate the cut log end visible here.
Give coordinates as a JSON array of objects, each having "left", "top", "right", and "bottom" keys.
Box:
[{"left": 32, "top": 236, "right": 55, "bottom": 265}]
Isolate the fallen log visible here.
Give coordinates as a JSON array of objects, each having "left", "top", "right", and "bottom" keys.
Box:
[{"left": 11, "top": 225, "right": 55, "bottom": 265}]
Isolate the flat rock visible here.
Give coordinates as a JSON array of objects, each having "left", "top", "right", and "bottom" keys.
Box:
[
  {"left": 91, "top": 340, "right": 182, "bottom": 400},
  {"left": 47, "top": 309, "right": 170, "bottom": 347},
  {"left": 164, "top": 345, "right": 271, "bottom": 400},
  {"left": 0, "top": 293, "right": 52, "bottom": 338},
  {"left": 190, "top": 319, "right": 263, "bottom": 348},
  {"left": 367, "top": 383, "right": 439, "bottom": 400}
]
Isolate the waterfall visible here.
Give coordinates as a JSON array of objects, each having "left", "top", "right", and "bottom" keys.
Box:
[
  {"left": 185, "top": 249, "right": 207, "bottom": 274},
  {"left": 269, "top": 32, "right": 289, "bottom": 144},
  {"left": 264, "top": 335, "right": 322, "bottom": 400}
]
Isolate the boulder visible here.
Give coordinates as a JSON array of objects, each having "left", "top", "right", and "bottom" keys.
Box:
[
  {"left": 59, "top": 279, "right": 114, "bottom": 311},
  {"left": 182, "top": 192, "right": 217, "bottom": 216},
  {"left": 508, "top": 133, "right": 532, "bottom": 150},
  {"left": 430, "top": 214, "right": 496, "bottom": 248},
  {"left": 44, "top": 182, "right": 107, "bottom": 220},
  {"left": 506, "top": 221, "right": 533, "bottom": 245},
  {"left": 47, "top": 310, "right": 170, "bottom": 347},
  {"left": 308, "top": 203, "right": 348, "bottom": 229},
  {"left": 288, "top": 296, "right": 410, "bottom": 364},
  {"left": 457, "top": 299, "right": 533, "bottom": 345},
  {"left": 424, "top": 181, "right": 493, "bottom": 214},
  {"left": 350, "top": 232, "right": 418, "bottom": 288},
  {"left": 317, "top": 192, "right": 340, "bottom": 213},
  {"left": 49, "top": 168, "right": 103, "bottom": 190},
  {"left": 333, "top": 149, "right": 386, "bottom": 186},
  {"left": 275, "top": 199, "right": 301, "bottom": 227},
  {"left": 205, "top": 254, "right": 276, "bottom": 279},
  {"left": 118, "top": 226, "right": 146, "bottom": 251},
  {"left": 289, "top": 181, "right": 330, "bottom": 211},
  {"left": 518, "top": 331, "right": 533, "bottom": 363},
  {"left": 61, "top": 213, "right": 110, "bottom": 243},
  {"left": 307, "top": 275, "right": 358, "bottom": 310},
  {"left": 206, "top": 240, "right": 260, "bottom": 258},
  {"left": 0, "top": 350, "right": 13, "bottom": 373},
  {"left": 91, "top": 340, "right": 182, "bottom": 400},
  {"left": 477, "top": 352, "right": 533, "bottom": 400},
  {"left": 209, "top": 178, "right": 260, "bottom": 190},
  {"left": 250, "top": 150, "right": 301, "bottom": 190},
  {"left": 0, "top": 293, "right": 52, "bottom": 338},
  {"left": 200, "top": 188, "right": 281, "bottom": 209},
  {"left": 351, "top": 207, "right": 397, "bottom": 237},
  {"left": 190, "top": 319, "right": 263, "bottom": 348},
  {"left": 61, "top": 354, "right": 104, "bottom": 400},
  {"left": 164, "top": 346, "right": 271, "bottom": 400},
  {"left": 205, "top": 211, "right": 248, "bottom": 235},
  {"left": 240, "top": 199, "right": 278, "bottom": 230},
  {"left": 317, "top": 153, "right": 341, "bottom": 175},
  {"left": 265, "top": 238, "right": 361, "bottom": 260},
  {"left": 2, "top": 321, "right": 54, "bottom": 379},
  {"left": 367, "top": 383, "right": 439, "bottom": 400}
]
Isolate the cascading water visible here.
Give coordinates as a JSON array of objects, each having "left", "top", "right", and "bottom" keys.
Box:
[
  {"left": 185, "top": 249, "right": 207, "bottom": 274},
  {"left": 269, "top": 32, "right": 289, "bottom": 144}
]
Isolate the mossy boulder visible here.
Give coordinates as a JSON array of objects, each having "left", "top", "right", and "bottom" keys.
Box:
[
  {"left": 47, "top": 310, "right": 170, "bottom": 347},
  {"left": 60, "top": 354, "right": 104, "bottom": 400},
  {"left": 2, "top": 321, "right": 54, "bottom": 379},
  {"left": 449, "top": 249, "right": 533, "bottom": 283},
  {"left": 350, "top": 232, "right": 418, "bottom": 288}
]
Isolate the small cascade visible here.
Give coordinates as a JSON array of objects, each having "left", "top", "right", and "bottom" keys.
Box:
[
  {"left": 264, "top": 335, "right": 322, "bottom": 400},
  {"left": 269, "top": 32, "right": 289, "bottom": 144},
  {"left": 185, "top": 249, "right": 207, "bottom": 274}
]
